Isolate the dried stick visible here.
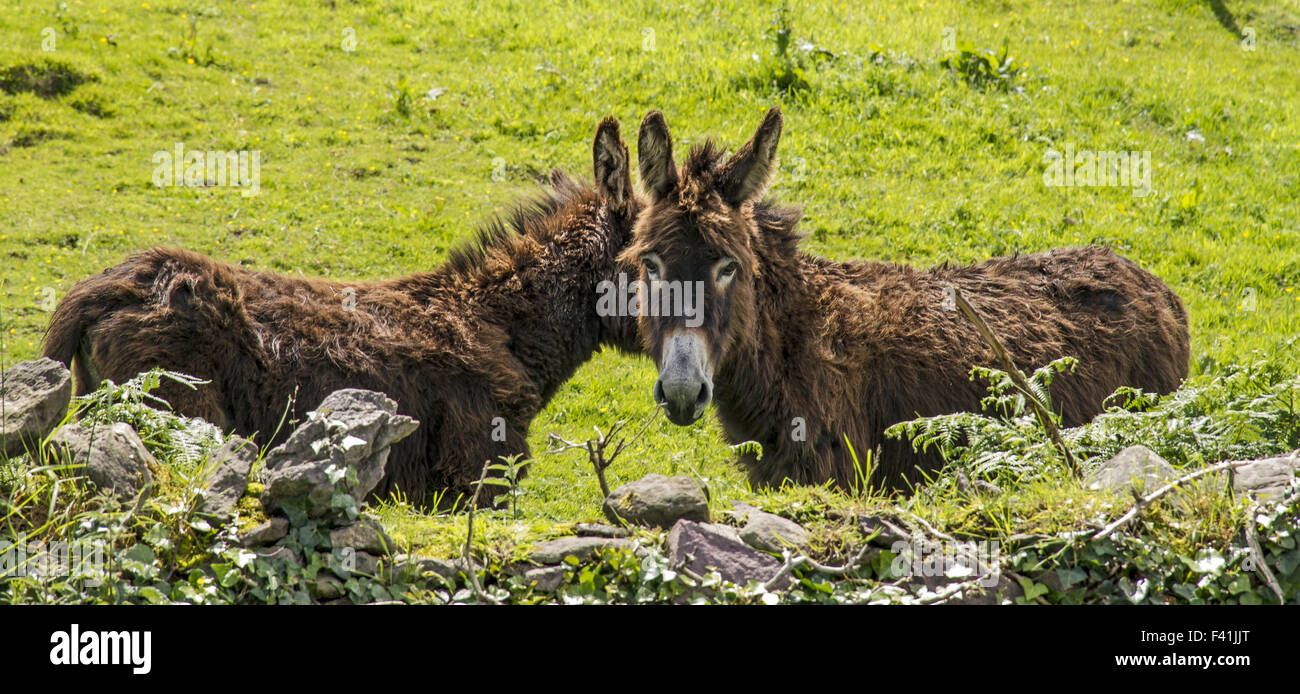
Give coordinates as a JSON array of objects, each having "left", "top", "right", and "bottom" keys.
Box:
[
  {"left": 1091, "top": 458, "right": 1254, "bottom": 540},
  {"left": 462, "top": 459, "right": 497, "bottom": 604},
  {"left": 547, "top": 409, "right": 659, "bottom": 498},
  {"left": 762, "top": 542, "right": 883, "bottom": 592},
  {"left": 950, "top": 286, "right": 1081, "bottom": 479},
  {"left": 1243, "top": 502, "right": 1286, "bottom": 605}
]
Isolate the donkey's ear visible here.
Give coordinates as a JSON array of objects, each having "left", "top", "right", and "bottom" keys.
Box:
[
  {"left": 593, "top": 117, "right": 633, "bottom": 213},
  {"left": 638, "top": 110, "right": 678, "bottom": 202},
  {"left": 719, "top": 106, "right": 783, "bottom": 206}
]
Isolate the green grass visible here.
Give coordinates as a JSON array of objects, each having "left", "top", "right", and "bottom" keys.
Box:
[{"left": 2, "top": 0, "right": 1299, "bottom": 557}]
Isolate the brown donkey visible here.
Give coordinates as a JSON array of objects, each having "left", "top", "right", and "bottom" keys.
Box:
[
  {"left": 43, "top": 117, "right": 643, "bottom": 508},
  {"left": 622, "top": 107, "right": 1190, "bottom": 493}
]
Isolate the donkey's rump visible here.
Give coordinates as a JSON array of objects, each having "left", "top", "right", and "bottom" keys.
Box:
[{"left": 940, "top": 246, "right": 1188, "bottom": 424}]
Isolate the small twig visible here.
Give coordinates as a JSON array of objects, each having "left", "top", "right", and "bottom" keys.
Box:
[
  {"left": 897, "top": 509, "right": 958, "bottom": 543},
  {"left": 914, "top": 576, "right": 994, "bottom": 605},
  {"left": 1243, "top": 502, "right": 1286, "bottom": 605},
  {"left": 462, "top": 460, "right": 497, "bottom": 605},
  {"left": 762, "top": 542, "right": 881, "bottom": 592},
  {"left": 950, "top": 286, "right": 1080, "bottom": 479},
  {"left": 547, "top": 409, "right": 659, "bottom": 499},
  {"left": 1092, "top": 458, "right": 1255, "bottom": 541}
]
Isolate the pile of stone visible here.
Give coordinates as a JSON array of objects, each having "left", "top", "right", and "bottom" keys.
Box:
[
  {"left": 222, "top": 389, "right": 432, "bottom": 602},
  {"left": 518, "top": 472, "right": 816, "bottom": 593}
]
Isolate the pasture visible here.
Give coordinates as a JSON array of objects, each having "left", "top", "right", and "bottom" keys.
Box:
[{"left": 1, "top": 0, "right": 1299, "bottom": 603}]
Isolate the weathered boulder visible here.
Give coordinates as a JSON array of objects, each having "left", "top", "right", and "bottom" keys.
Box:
[
  {"left": 393, "top": 555, "right": 468, "bottom": 584},
  {"left": 333, "top": 550, "right": 381, "bottom": 577},
  {"left": 522, "top": 566, "right": 569, "bottom": 593},
  {"left": 738, "top": 510, "right": 810, "bottom": 554},
  {"left": 311, "top": 574, "right": 345, "bottom": 600},
  {"left": 261, "top": 389, "right": 418, "bottom": 517},
  {"left": 1086, "top": 445, "right": 1176, "bottom": 493},
  {"left": 330, "top": 518, "right": 396, "bottom": 555},
  {"left": 238, "top": 517, "right": 289, "bottom": 547},
  {"left": 573, "top": 522, "right": 630, "bottom": 538},
  {"left": 196, "top": 436, "right": 257, "bottom": 522},
  {"left": 1, "top": 358, "right": 72, "bottom": 459},
  {"left": 528, "top": 536, "right": 634, "bottom": 565},
  {"left": 667, "top": 520, "right": 785, "bottom": 589},
  {"left": 47, "top": 421, "right": 155, "bottom": 502},
  {"left": 1233, "top": 453, "right": 1300, "bottom": 500},
  {"left": 603, "top": 474, "right": 709, "bottom": 528}
]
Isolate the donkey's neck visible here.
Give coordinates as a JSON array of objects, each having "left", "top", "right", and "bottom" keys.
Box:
[
  {"left": 476, "top": 201, "right": 637, "bottom": 404},
  {"left": 714, "top": 249, "right": 820, "bottom": 440}
]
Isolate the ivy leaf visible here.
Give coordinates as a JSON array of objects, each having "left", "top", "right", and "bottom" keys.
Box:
[{"left": 1056, "top": 567, "right": 1087, "bottom": 589}]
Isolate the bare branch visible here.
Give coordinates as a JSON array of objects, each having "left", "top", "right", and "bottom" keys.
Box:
[
  {"left": 546, "top": 408, "right": 659, "bottom": 499},
  {"left": 1092, "top": 458, "right": 1255, "bottom": 541},
  {"left": 462, "top": 459, "right": 498, "bottom": 604},
  {"left": 1244, "top": 502, "right": 1286, "bottom": 605},
  {"left": 950, "top": 286, "right": 1081, "bottom": 479}
]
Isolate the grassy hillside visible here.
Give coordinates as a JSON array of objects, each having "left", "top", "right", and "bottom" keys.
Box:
[{"left": 2, "top": 0, "right": 1298, "bottom": 549}]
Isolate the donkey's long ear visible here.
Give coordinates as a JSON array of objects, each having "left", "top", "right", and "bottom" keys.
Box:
[
  {"left": 719, "top": 107, "right": 783, "bottom": 206},
  {"left": 593, "top": 116, "right": 633, "bottom": 213},
  {"left": 638, "top": 111, "right": 678, "bottom": 202}
]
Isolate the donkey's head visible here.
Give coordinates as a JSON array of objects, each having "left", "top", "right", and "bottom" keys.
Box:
[{"left": 619, "top": 107, "right": 786, "bottom": 425}]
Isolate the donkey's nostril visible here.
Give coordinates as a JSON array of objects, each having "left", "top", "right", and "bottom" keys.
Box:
[
  {"left": 694, "top": 380, "right": 712, "bottom": 410},
  {"left": 653, "top": 379, "right": 667, "bottom": 405}
]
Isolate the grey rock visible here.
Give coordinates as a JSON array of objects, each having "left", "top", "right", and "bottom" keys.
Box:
[
  {"left": 395, "top": 555, "right": 467, "bottom": 583},
  {"left": 1233, "top": 453, "right": 1300, "bottom": 500},
  {"left": 528, "top": 536, "right": 634, "bottom": 565},
  {"left": 47, "top": 422, "right": 155, "bottom": 502},
  {"left": 573, "top": 522, "right": 630, "bottom": 538},
  {"left": 858, "top": 515, "right": 910, "bottom": 547},
  {"left": 254, "top": 545, "right": 301, "bottom": 567},
  {"left": 668, "top": 520, "right": 785, "bottom": 589},
  {"left": 739, "top": 511, "right": 810, "bottom": 554},
  {"left": 1086, "top": 445, "right": 1176, "bottom": 493},
  {"left": 330, "top": 518, "right": 395, "bottom": 555},
  {"left": 523, "top": 566, "right": 570, "bottom": 593},
  {"left": 261, "top": 389, "right": 418, "bottom": 517},
  {"left": 311, "top": 574, "right": 345, "bottom": 600},
  {"left": 1, "top": 358, "right": 72, "bottom": 460},
  {"left": 332, "top": 549, "right": 381, "bottom": 578},
  {"left": 603, "top": 474, "right": 709, "bottom": 528},
  {"left": 196, "top": 436, "right": 257, "bottom": 521},
  {"left": 238, "top": 517, "right": 289, "bottom": 547}
]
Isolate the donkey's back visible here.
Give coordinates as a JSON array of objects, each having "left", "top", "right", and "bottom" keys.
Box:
[
  {"left": 44, "top": 246, "right": 525, "bottom": 504},
  {"left": 816, "top": 245, "right": 1188, "bottom": 488}
]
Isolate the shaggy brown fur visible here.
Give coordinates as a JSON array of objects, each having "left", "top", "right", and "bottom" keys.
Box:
[
  {"left": 622, "top": 108, "right": 1190, "bottom": 492},
  {"left": 44, "top": 118, "right": 643, "bottom": 508}
]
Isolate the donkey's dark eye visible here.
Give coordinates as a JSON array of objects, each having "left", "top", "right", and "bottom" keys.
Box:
[
  {"left": 714, "top": 258, "right": 740, "bottom": 288},
  {"left": 642, "top": 254, "right": 663, "bottom": 281}
]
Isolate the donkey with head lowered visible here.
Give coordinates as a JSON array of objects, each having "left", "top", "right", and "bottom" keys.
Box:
[{"left": 45, "top": 118, "right": 643, "bottom": 508}]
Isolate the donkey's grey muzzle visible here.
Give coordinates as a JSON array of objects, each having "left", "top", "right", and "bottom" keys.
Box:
[{"left": 654, "top": 331, "right": 713, "bottom": 426}]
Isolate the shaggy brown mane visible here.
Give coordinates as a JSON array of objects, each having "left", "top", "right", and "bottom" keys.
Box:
[{"left": 445, "top": 170, "right": 594, "bottom": 278}]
